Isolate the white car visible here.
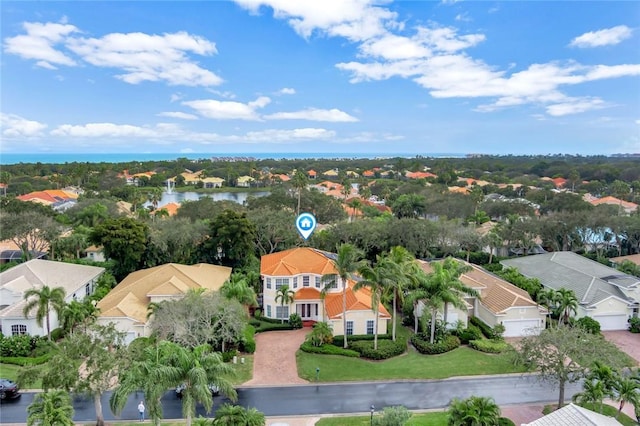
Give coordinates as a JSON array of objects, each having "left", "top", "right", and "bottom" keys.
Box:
[{"left": 175, "top": 383, "right": 220, "bottom": 398}]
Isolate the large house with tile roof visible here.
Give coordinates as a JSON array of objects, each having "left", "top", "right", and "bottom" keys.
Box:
[
  {"left": 16, "top": 189, "right": 79, "bottom": 211},
  {"left": 502, "top": 251, "right": 639, "bottom": 330},
  {"left": 260, "top": 247, "right": 390, "bottom": 336},
  {"left": 96, "top": 263, "right": 232, "bottom": 343},
  {"left": 0, "top": 260, "right": 105, "bottom": 337},
  {"left": 418, "top": 260, "right": 547, "bottom": 337}
]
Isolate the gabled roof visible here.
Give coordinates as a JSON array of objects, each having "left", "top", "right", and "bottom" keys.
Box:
[
  {"left": 261, "top": 248, "right": 338, "bottom": 276},
  {"left": 16, "top": 190, "right": 78, "bottom": 205},
  {"left": 610, "top": 253, "right": 640, "bottom": 266},
  {"left": 589, "top": 196, "right": 638, "bottom": 211},
  {"left": 156, "top": 202, "right": 180, "bottom": 216},
  {"left": 406, "top": 171, "right": 437, "bottom": 179},
  {"left": 324, "top": 282, "right": 390, "bottom": 319},
  {"left": 0, "top": 260, "right": 105, "bottom": 319},
  {"left": 522, "top": 403, "right": 622, "bottom": 426},
  {"left": 502, "top": 252, "right": 639, "bottom": 306},
  {"left": 97, "top": 263, "right": 231, "bottom": 324}
]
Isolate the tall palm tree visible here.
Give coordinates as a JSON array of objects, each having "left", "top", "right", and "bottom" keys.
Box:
[
  {"left": 27, "top": 390, "right": 74, "bottom": 426},
  {"left": 167, "top": 343, "right": 237, "bottom": 426},
  {"left": 404, "top": 270, "right": 431, "bottom": 334},
  {"left": 291, "top": 169, "right": 308, "bottom": 216},
  {"left": 554, "top": 288, "right": 578, "bottom": 325},
  {"left": 447, "top": 396, "right": 501, "bottom": 426},
  {"left": 572, "top": 379, "right": 607, "bottom": 413},
  {"left": 613, "top": 376, "right": 640, "bottom": 420},
  {"left": 355, "top": 256, "right": 394, "bottom": 350},
  {"left": 22, "top": 286, "right": 66, "bottom": 340},
  {"left": 384, "top": 246, "right": 420, "bottom": 341},
  {"left": 60, "top": 299, "right": 98, "bottom": 335},
  {"left": 322, "top": 243, "right": 365, "bottom": 348},
  {"left": 213, "top": 403, "right": 265, "bottom": 426},
  {"left": 221, "top": 274, "right": 258, "bottom": 315},
  {"left": 275, "top": 284, "right": 295, "bottom": 324},
  {"left": 537, "top": 288, "right": 558, "bottom": 325}
]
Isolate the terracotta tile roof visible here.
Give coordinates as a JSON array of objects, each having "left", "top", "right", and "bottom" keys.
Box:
[
  {"left": 261, "top": 248, "right": 338, "bottom": 276},
  {"left": 156, "top": 202, "right": 180, "bottom": 216},
  {"left": 97, "top": 263, "right": 231, "bottom": 324},
  {"left": 295, "top": 287, "right": 322, "bottom": 300},
  {"left": 324, "top": 282, "right": 390, "bottom": 319},
  {"left": 17, "top": 189, "right": 78, "bottom": 204},
  {"left": 308, "top": 170, "right": 317, "bottom": 177},
  {"left": 610, "top": 253, "right": 640, "bottom": 266},
  {"left": 589, "top": 196, "right": 638, "bottom": 210},
  {"left": 362, "top": 170, "right": 375, "bottom": 177},
  {"left": 406, "top": 171, "right": 437, "bottom": 179}
]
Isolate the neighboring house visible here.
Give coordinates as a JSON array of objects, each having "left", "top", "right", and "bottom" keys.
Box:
[
  {"left": 153, "top": 202, "right": 181, "bottom": 217},
  {"left": 502, "top": 252, "right": 640, "bottom": 330},
  {"left": 84, "top": 245, "right": 106, "bottom": 262},
  {"left": 587, "top": 195, "right": 639, "bottom": 215},
  {"left": 0, "top": 260, "right": 105, "bottom": 336},
  {"left": 610, "top": 253, "right": 640, "bottom": 267},
  {"left": 307, "top": 170, "right": 317, "bottom": 179},
  {"left": 202, "top": 177, "right": 225, "bottom": 188},
  {"left": 260, "top": 247, "right": 390, "bottom": 336},
  {"left": 323, "top": 169, "right": 339, "bottom": 178},
  {"left": 406, "top": 171, "right": 437, "bottom": 180},
  {"left": 236, "top": 175, "right": 255, "bottom": 188},
  {"left": 522, "top": 403, "right": 623, "bottom": 426},
  {"left": 16, "top": 190, "right": 79, "bottom": 211},
  {"left": 96, "top": 263, "right": 232, "bottom": 344},
  {"left": 417, "top": 260, "right": 546, "bottom": 337}
]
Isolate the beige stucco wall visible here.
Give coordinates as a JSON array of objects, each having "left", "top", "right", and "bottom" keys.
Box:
[
  {"left": 620, "top": 287, "right": 640, "bottom": 304},
  {"left": 476, "top": 303, "right": 499, "bottom": 327},
  {"left": 329, "top": 310, "right": 389, "bottom": 336},
  {"left": 585, "top": 297, "right": 632, "bottom": 318},
  {"left": 500, "top": 306, "right": 546, "bottom": 324}
]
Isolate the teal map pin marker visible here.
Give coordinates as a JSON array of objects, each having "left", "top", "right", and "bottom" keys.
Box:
[{"left": 296, "top": 213, "right": 317, "bottom": 240}]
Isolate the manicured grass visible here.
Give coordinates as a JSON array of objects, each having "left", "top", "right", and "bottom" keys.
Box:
[
  {"left": 0, "top": 363, "right": 42, "bottom": 389},
  {"left": 316, "top": 411, "right": 449, "bottom": 425},
  {"left": 297, "top": 346, "right": 526, "bottom": 382},
  {"left": 231, "top": 354, "right": 253, "bottom": 385},
  {"left": 543, "top": 403, "right": 637, "bottom": 426}
]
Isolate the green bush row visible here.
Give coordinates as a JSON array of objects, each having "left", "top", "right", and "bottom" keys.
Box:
[
  {"left": 241, "top": 325, "right": 256, "bottom": 354},
  {"left": 468, "top": 339, "right": 511, "bottom": 354},
  {"left": 452, "top": 326, "right": 483, "bottom": 344},
  {"left": 332, "top": 333, "right": 391, "bottom": 347},
  {"left": 299, "top": 342, "right": 360, "bottom": 357},
  {"left": 0, "top": 353, "right": 51, "bottom": 366},
  {"left": 411, "top": 334, "right": 460, "bottom": 355},
  {"left": 349, "top": 338, "right": 407, "bottom": 360},
  {"left": 628, "top": 317, "right": 640, "bottom": 333},
  {"left": 469, "top": 317, "right": 497, "bottom": 339},
  {"left": 0, "top": 334, "right": 46, "bottom": 358}
]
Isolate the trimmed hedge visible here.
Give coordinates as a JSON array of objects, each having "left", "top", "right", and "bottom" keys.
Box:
[
  {"left": 241, "top": 325, "right": 256, "bottom": 354},
  {"left": 332, "top": 333, "right": 391, "bottom": 347},
  {"left": 469, "top": 317, "right": 496, "bottom": 339},
  {"left": 300, "top": 342, "right": 360, "bottom": 357},
  {"left": 453, "top": 326, "right": 483, "bottom": 344},
  {"left": 250, "top": 319, "right": 294, "bottom": 333},
  {"left": 349, "top": 338, "right": 407, "bottom": 360},
  {"left": 411, "top": 334, "right": 460, "bottom": 355},
  {"left": 468, "top": 339, "right": 510, "bottom": 354},
  {"left": 498, "top": 417, "right": 516, "bottom": 426},
  {"left": 0, "top": 353, "right": 51, "bottom": 366}
]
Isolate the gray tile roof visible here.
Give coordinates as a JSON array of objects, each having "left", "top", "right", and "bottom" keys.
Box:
[
  {"left": 501, "top": 252, "right": 637, "bottom": 307},
  {"left": 523, "top": 403, "right": 623, "bottom": 426}
]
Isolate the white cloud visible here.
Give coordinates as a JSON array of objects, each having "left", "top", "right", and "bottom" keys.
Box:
[
  {"left": 545, "top": 98, "right": 606, "bottom": 116},
  {"left": 3, "top": 21, "right": 78, "bottom": 69},
  {"left": 183, "top": 96, "right": 271, "bottom": 120},
  {"left": 264, "top": 108, "right": 358, "bottom": 122},
  {"left": 157, "top": 111, "right": 199, "bottom": 120},
  {"left": 50, "top": 122, "right": 164, "bottom": 138},
  {"left": 0, "top": 113, "right": 48, "bottom": 137},
  {"left": 455, "top": 13, "right": 472, "bottom": 23},
  {"left": 4, "top": 21, "right": 222, "bottom": 86},
  {"left": 244, "top": 128, "right": 335, "bottom": 142},
  {"left": 278, "top": 87, "right": 296, "bottom": 95},
  {"left": 569, "top": 25, "right": 633, "bottom": 48},
  {"left": 170, "top": 93, "right": 184, "bottom": 102}
]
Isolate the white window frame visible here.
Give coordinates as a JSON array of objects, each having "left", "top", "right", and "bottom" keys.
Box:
[
  {"left": 346, "top": 321, "right": 354, "bottom": 336},
  {"left": 366, "top": 320, "right": 375, "bottom": 335},
  {"left": 303, "top": 276, "right": 310, "bottom": 287},
  {"left": 276, "top": 305, "right": 289, "bottom": 319},
  {"left": 315, "top": 276, "right": 321, "bottom": 289},
  {"left": 275, "top": 278, "right": 289, "bottom": 290},
  {"left": 266, "top": 305, "right": 272, "bottom": 317},
  {"left": 266, "top": 278, "right": 272, "bottom": 290},
  {"left": 11, "top": 324, "right": 27, "bottom": 336},
  {"left": 293, "top": 277, "right": 298, "bottom": 289}
]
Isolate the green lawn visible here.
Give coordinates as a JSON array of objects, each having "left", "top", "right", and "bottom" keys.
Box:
[
  {"left": 0, "top": 363, "right": 42, "bottom": 389},
  {"left": 297, "top": 346, "right": 526, "bottom": 382},
  {"left": 316, "top": 411, "right": 449, "bottom": 425},
  {"left": 231, "top": 354, "right": 253, "bottom": 385}
]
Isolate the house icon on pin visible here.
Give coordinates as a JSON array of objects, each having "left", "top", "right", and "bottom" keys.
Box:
[{"left": 299, "top": 218, "right": 312, "bottom": 229}]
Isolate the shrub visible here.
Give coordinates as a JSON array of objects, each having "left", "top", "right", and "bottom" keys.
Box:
[
  {"left": 0, "top": 353, "right": 51, "bottom": 366},
  {"left": 628, "top": 317, "right": 640, "bottom": 333},
  {"left": 332, "top": 333, "right": 392, "bottom": 347},
  {"left": 453, "top": 326, "right": 483, "bottom": 344},
  {"left": 411, "top": 334, "right": 460, "bottom": 355},
  {"left": 0, "top": 334, "right": 33, "bottom": 357},
  {"left": 372, "top": 405, "right": 412, "bottom": 426},
  {"left": 221, "top": 349, "right": 237, "bottom": 363},
  {"left": 492, "top": 324, "right": 506, "bottom": 341},
  {"left": 307, "top": 322, "right": 333, "bottom": 347},
  {"left": 241, "top": 325, "right": 256, "bottom": 353},
  {"left": 498, "top": 417, "right": 516, "bottom": 426},
  {"left": 576, "top": 316, "right": 601, "bottom": 334},
  {"left": 468, "top": 339, "right": 511, "bottom": 354},
  {"left": 349, "top": 338, "right": 407, "bottom": 360},
  {"left": 50, "top": 327, "right": 66, "bottom": 342},
  {"left": 31, "top": 338, "right": 56, "bottom": 357},
  {"left": 299, "top": 342, "right": 360, "bottom": 357},
  {"left": 253, "top": 309, "right": 262, "bottom": 320},
  {"left": 289, "top": 313, "right": 303, "bottom": 329},
  {"left": 469, "top": 317, "right": 497, "bottom": 339}
]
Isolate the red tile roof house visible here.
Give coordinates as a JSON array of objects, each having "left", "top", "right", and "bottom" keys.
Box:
[{"left": 260, "top": 247, "right": 390, "bottom": 336}]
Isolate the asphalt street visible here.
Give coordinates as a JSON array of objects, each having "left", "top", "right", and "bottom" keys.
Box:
[{"left": 0, "top": 374, "right": 582, "bottom": 423}]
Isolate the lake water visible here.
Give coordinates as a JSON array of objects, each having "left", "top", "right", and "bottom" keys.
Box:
[{"left": 155, "top": 191, "right": 269, "bottom": 206}]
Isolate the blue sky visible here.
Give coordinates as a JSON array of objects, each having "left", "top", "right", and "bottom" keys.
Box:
[{"left": 1, "top": 1, "right": 639, "bottom": 156}]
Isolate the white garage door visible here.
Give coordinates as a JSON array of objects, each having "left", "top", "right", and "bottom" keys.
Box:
[
  {"left": 502, "top": 319, "right": 541, "bottom": 337},
  {"left": 592, "top": 314, "right": 628, "bottom": 331}
]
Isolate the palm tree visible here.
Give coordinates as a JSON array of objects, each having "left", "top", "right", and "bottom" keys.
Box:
[
  {"left": 221, "top": 274, "right": 258, "bottom": 315},
  {"left": 27, "top": 390, "right": 74, "bottom": 426},
  {"left": 404, "top": 270, "right": 431, "bottom": 334},
  {"left": 572, "top": 379, "right": 607, "bottom": 413},
  {"left": 355, "top": 257, "right": 394, "bottom": 350},
  {"left": 306, "top": 322, "right": 334, "bottom": 347},
  {"left": 291, "top": 169, "right": 308, "bottom": 216},
  {"left": 554, "top": 288, "right": 578, "bottom": 325},
  {"left": 22, "top": 286, "right": 66, "bottom": 340},
  {"left": 537, "top": 288, "right": 558, "bottom": 325},
  {"left": 587, "top": 360, "right": 618, "bottom": 412},
  {"left": 447, "top": 396, "right": 501, "bottom": 426},
  {"left": 60, "top": 299, "right": 98, "bottom": 335},
  {"left": 613, "top": 376, "right": 640, "bottom": 420},
  {"left": 147, "top": 187, "right": 163, "bottom": 211},
  {"left": 213, "top": 404, "right": 265, "bottom": 426},
  {"left": 485, "top": 230, "right": 502, "bottom": 264},
  {"left": 275, "top": 284, "right": 295, "bottom": 324},
  {"left": 384, "top": 246, "right": 420, "bottom": 341},
  {"left": 167, "top": 343, "right": 237, "bottom": 426},
  {"left": 322, "top": 243, "right": 365, "bottom": 348}
]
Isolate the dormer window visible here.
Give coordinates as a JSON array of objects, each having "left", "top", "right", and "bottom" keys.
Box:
[{"left": 303, "top": 276, "right": 310, "bottom": 287}]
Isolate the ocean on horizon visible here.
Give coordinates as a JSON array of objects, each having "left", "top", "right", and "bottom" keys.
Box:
[{"left": 0, "top": 152, "right": 465, "bottom": 165}]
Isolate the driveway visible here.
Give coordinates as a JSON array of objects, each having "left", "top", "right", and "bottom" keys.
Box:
[
  {"left": 603, "top": 331, "right": 640, "bottom": 365},
  {"left": 243, "top": 328, "right": 309, "bottom": 386}
]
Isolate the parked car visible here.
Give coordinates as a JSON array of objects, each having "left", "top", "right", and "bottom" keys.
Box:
[
  {"left": 175, "top": 383, "right": 219, "bottom": 398},
  {"left": 0, "top": 379, "right": 20, "bottom": 401}
]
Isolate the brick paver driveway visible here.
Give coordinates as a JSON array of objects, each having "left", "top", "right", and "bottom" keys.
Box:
[
  {"left": 243, "top": 328, "right": 309, "bottom": 386},
  {"left": 603, "top": 330, "right": 640, "bottom": 365}
]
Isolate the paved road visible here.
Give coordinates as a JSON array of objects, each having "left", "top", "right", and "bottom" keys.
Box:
[{"left": 0, "top": 375, "right": 582, "bottom": 423}]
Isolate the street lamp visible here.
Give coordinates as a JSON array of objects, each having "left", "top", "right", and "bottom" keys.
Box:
[
  {"left": 370, "top": 405, "right": 375, "bottom": 425},
  {"left": 316, "top": 367, "right": 320, "bottom": 382}
]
